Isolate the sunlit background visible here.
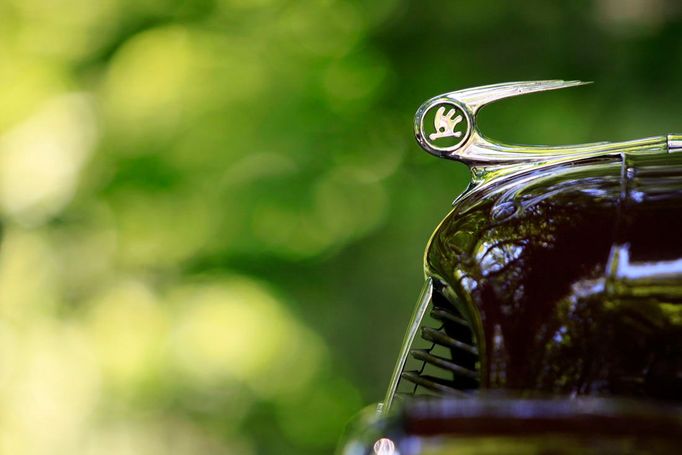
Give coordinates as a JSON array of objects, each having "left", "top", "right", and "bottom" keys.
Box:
[{"left": 0, "top": 0, "right": 680, "bottom": 453}]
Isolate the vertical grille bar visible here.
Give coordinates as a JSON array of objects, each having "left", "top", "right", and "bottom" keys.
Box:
[{"left": 381, "top": 279, "right": 479, "bottom": 415}]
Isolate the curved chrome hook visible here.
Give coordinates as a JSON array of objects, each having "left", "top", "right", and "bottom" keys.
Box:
[{"left": 415, "top": 80, "right": 680, "bottom": 166}]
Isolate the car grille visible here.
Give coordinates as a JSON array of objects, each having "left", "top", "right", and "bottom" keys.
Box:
[{"left": 396, "top": 282, "right": 480, "bottom": 398}]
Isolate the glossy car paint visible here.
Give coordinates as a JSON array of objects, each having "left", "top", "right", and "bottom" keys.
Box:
[{"left": 425, "top": 151, "right": 682, "bottom": 400}]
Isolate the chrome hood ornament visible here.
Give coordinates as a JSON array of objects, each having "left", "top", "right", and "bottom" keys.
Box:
[{"left": 415, "top": 80, "right": 681, "bottom": 167}]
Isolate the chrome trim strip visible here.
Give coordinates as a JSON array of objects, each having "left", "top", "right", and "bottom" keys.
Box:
[{"left": 380, "top": 278, "right": 433, "bottom": 416}]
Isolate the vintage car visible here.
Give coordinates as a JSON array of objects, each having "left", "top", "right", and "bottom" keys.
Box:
[{"left": 339, "top": 81, "right": 682, "bottom": 455}]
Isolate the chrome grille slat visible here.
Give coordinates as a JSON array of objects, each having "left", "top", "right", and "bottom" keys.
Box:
[
  {"left": 400, "top": 371, "right": 470, "bottom": 397},
  {"left": 420, "top": 326, "right": 478, "bottom": 355},
  {"left": 410, "top": 349, "right": 479, "bottom": 380},
  {"left": 430, "top": 308, "right": 470, "bottom": 328},
  {"left": 383, "top": 280, "right": 480, "bottom": 414}
]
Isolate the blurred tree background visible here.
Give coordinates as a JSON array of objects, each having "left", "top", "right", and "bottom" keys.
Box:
[{"left": 0, "top": 0, "right": 680, "bottom": 453}]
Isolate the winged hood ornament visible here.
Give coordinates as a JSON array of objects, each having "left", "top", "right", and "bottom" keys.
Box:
[{"left": 415, "top": 80, "right": 681, "bottom": 168}]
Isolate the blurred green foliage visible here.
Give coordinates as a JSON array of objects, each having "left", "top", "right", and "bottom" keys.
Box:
[{"left": 0, "top": 0, "right": 680, "bottom": 453}]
